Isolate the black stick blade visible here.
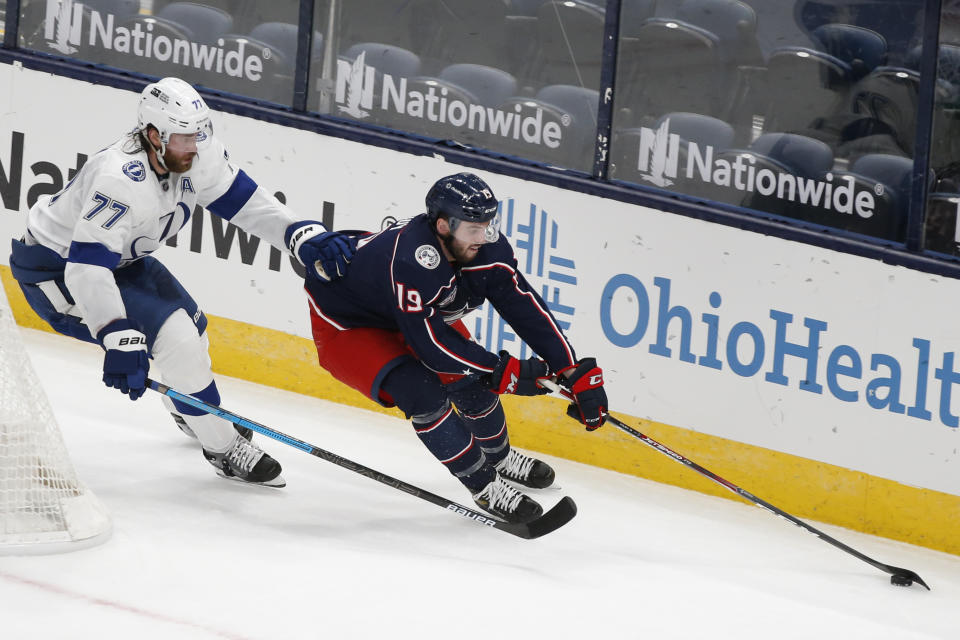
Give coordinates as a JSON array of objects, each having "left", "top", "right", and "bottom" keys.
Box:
[
  {"left": 889, "top": 567, "right": 931, "bottom": 591},
  {"left": 507, "top": 496, "right": 578, "bottom": 539}
]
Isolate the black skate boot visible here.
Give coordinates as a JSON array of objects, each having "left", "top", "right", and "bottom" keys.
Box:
[
  {"left": 203, "top": 435, "right": 285, "bottom": 487},
  {"left": 170, "top": 412, "right": 253, "bottom": 441},
  {"left": 496, "top": 449, "right": 555, "bottom": 489},
  {"left": 472, "top": 475, "right": 543, "bottom": 523}
]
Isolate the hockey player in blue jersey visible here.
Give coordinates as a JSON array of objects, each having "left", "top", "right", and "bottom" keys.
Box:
[
  {"left": 9, "top": 77, "right": 355, "bottom": 488},
  {"left": 302, "top": 172, "right": 608, "bottom": 523}
]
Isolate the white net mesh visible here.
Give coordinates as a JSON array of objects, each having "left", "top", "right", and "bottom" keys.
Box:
[{"left": 0, "top": 277, "right": 111, "bottom": 554}]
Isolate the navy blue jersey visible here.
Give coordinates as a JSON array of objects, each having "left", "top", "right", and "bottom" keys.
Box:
[{"left": 304, "top": 214, "right": 578, "bottom": 376}]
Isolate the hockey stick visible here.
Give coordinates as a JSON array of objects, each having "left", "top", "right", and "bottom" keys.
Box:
[
  {"left": 539, "top": 379, "right": 930, "bottom": 590},
  {"left": 147, "top": 379, "right": 576, "bottom": 540}
]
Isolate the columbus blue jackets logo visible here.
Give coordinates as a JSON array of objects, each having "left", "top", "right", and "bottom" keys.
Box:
[
  {"left": 122, "top": 160, "right": 146, "bottom": 182},
  {"left": 415, "top": 245, "right": 441, "bottom": 269}
]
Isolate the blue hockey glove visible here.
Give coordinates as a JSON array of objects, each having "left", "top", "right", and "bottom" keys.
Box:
[
  {"left": 560, "top": 358, "right": 607, "bottom": 430},
  {"left": 97, "top": 319, "right": 149, "bottom": 400},
  {"left": 488, "top": 351, "right": 551, "bottom": 396},
  {"left": 286, "top": 221, "right": 357, "bottom": 282}
]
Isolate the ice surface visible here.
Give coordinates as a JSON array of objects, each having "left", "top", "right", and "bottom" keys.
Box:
[{"left": 1, "top": 329, "right": 957, "bottom": 639}]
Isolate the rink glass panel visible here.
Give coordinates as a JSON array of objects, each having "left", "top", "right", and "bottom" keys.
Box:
[
  {"left": 608, "top": 0, "right": 929, "bottom": 243},
  {"left": 16, "top": 0, "right": 299, "bottom": 106},
  {"left": 308, "top": 0, "right": 605, "bottom": 174},
  {"left": 923, "top": 2, "right": 960, "bottom": 257}
]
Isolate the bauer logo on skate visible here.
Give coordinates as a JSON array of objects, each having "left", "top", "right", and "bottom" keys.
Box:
[
  {"left": 599, "top": 273, "right": 960, "bottom": 429},
  {"left": 40, "top": 0, "right": 268, "bottom": 82},
  {"left": 472, "top": 199, "right": 576, "bottom": 358}
]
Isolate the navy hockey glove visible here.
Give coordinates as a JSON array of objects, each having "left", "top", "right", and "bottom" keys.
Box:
[
  {"left": 488, "top": 351, "right": 551, "bottom": 396},
  {"left": 98, "top": 319, "right": 149, "bottom": 401},
  {"left": 560, "top": 358, "right": 607, "bottom": 430},
  {"left": 286, "top": 221, "right": 356, "bottom": 282}
]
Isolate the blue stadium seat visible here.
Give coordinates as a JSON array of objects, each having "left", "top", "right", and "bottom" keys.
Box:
[
  {"left": 617, "top": 18, "right": 721, "bottom": 123},
  {"left": 748, "top": 132, "right": 835, "bottom": 177},
  {"left": 824, "top": 153, "right": 913, "bottom": 240},
  {"left": 387, "top": 64, "right": 518, "bottom": 140},
  {"left": 796, "top": 0, "right": 923, "bottom": 66},
  {"left": 761, "top": 47, "right": 852, "bottom": 137},
  {"left": 248, "top": 22, "right": 324, "bottom": 68},
  {"left": 157, "top": 2, "right": 233, "bottom": 44},
  {"left": 610, "top": 112, "right": 736, "bottom": 195},
  {"left": 115, "top": 15, "right": 194, "bottom": 77},
  {"left": 713, "top": 132, "right": 835, "bottom": 219},
  {"left": 812, "top": 23, "right": 887, "bottom": 80},
  {"left": 343, "top": 43, "right": 422, "bottom": 81},
  {"left": 497, "top": 85, "right": 600, "bottom": 171},
  {"left": 676, "top": 0, "right": 762, "bottom": 67},
  {"left": 335, "top": 43, "right": 422, "bottom": 126},
  {"left": 438, "top": 64, "right": 519, "bottom": 107},
  {"left": 209, "top": 33, "right": 298, "bottom": 103}
]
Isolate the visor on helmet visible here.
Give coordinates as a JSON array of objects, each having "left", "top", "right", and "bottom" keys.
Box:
[
  {"left": 449, "top": 208, "right": 501, "bottom": 244},
  {"left": 163, "top": 118, "right": 214, "bottom": 152}
]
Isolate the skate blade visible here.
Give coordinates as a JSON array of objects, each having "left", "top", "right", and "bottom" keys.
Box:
[{"left": 214, "top": 469, "right": 286, "bottom": 488}]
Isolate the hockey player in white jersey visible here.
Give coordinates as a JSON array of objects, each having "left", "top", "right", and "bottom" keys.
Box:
[{"left": 9, "top": 77, "right": 355, "bottom": 487}]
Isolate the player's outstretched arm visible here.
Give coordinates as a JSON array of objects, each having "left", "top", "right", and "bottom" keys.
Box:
[{"left": 286, "top": 220, "right": 357, "bottom": 281}]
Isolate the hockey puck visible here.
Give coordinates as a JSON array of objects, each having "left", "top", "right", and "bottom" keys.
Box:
[{"left": 890, "top": 574, "right": 913, "bottom": 587}]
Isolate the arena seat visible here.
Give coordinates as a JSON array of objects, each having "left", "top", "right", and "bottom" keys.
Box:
[
  {"left": 386, "top": 64, "right": 518, "bottom": 141},
  {"left": 761, "top": 47, "right": 853, "bottom": 137},
  {"left": 610, "top": 112, "right": 737, "bottom": 196},
  {"left": 811, "top": 23, "right": 887, "bottom": 81},
  {"left": 820, "top": 153, "right": 913, "bottom": 240},
  {"left": 343, "top": 42, "right": 422, "bottom": 81},
  {"left": 497, "top": 85, "right": 600, "bottom": 171},
  {"left": 248, "top": 22, "right": 325, "bottom": 69},
  {"left": 714, "top": 132, "right": 834, "bottom": 217},
  {"left": 617, "top": 18, "right": 721, "bottom": 124},
  {"left": 676, "top": 0, "right": 762, "bottom": 68},
  {"left": 157, "top": 2, "right": 233, "bottom": 44}
]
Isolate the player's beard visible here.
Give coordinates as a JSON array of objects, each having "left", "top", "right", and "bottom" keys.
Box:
[
  {"left": 163, "top": 149, "right": 195, "bottom": 173},
  {"left": 440, "top": 233, "right": 481, "bottom": 264}
]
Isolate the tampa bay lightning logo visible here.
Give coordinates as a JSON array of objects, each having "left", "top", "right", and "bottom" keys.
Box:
[{"left": 122, "top": 160, "right": 146, "bottom": 182}]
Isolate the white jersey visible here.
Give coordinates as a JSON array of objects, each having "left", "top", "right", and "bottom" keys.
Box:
[{"left": 25, "top": 131, "right": 299, "bottom": 337}]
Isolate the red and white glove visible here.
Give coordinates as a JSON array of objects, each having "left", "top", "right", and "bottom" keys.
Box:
[
  {"left": 560, "top": 358, "right": 607, "bottom": 430},
  {"left": 488, "top": 351, "right": 551, "bottom": 396}
]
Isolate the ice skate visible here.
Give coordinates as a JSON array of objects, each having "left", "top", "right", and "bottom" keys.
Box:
[
  {"left": 171, "top": 412, "right": 253, "bottom": 442},
  {"left": 472, "top": 474, "right": 542, "bottom": 523},
  {"left": 203, "top": 435, "right": 285, "bottom": 487},
  {"left": 496, "top": 448, "right": 555, "bottom": 489}
]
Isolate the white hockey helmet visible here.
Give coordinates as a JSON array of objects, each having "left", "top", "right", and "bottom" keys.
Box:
[{"left": 137, "top": 77, "right": 213, "bottom": 150}]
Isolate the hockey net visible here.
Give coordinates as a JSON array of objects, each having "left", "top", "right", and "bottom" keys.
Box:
[{"left": 0, "top": 276, "right": 111, "bottom": 554}]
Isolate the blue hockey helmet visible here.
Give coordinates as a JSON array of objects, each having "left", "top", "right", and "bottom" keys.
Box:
[
  {"left": 425, "top": 173, "right": 501, "bottom": 243},
  {"left": 425, "top": 173, "right": 499, "bottom": 224}
]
